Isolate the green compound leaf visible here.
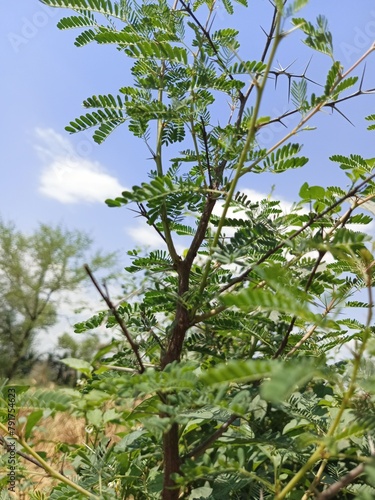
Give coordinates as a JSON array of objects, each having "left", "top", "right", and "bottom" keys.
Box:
[
  {"left": 262, "top": 143, "right": 308, "bottom": 173},
  {"left": 200, "top": 359, "right": 275, "bottom": 386},
  {"left": 61, "top": 358, "right": 93, "bottom": 378}
]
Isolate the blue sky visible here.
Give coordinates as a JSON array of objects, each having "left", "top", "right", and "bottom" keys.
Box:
[
  {"left": 2, "top": 1, "right": 375, "bottom": 251},
  {"left": 2, "top": 1, "right": 375, "bottom": 352}
]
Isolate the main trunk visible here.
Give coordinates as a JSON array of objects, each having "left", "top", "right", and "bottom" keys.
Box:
[
  {"left": 160, "top": 262, "right": 190, "bottom": 498},
  {"left": 160, "top": 294, "right": 189, "bottom": 498},
  {"left": 162, "top": 422, "right": 180, "bottom": 500},
  {"left": 160, "top": 198, "right": 217, "bottom": 497}
]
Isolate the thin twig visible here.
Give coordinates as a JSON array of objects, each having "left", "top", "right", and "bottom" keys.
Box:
[
  {"left": 316, "top": 463, "right": 365, "bottom": 500},
  {"left": 84, "top": 265, "right": 145, "bottom": 374},
  {"left": 155, "top": 61, "right": 180, "bottom": 265},
  {"left": 286, "top": 294, "right": 336, "bottom": 357},
  {"left": 102, "top": 365, "right": 142, "bottom": 373},
  {"left": 178, "top": 0, "right": 243, "bottom": 96},
  {"left": 137, "top": 203, "right": 167, "bottom": 244},
  {"left": 236, "top": 1, "right": 280, "bottom": 126},
  {"left": 183, "top": 414, "right": 238, "bottom": 460}
]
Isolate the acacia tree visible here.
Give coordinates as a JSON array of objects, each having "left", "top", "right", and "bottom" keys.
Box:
[
  {"left": 2, "top": 0, "right": 375, "bottom": 498},
  {"left": 0, "top": 219, "right": 115, "bottom": 379}
]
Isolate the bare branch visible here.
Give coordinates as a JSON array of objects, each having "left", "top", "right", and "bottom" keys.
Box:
[
  {"left": 316, "top": 463, "right": 365, "bottom": 500},
  {"left": 84, "top": 265, "right": 145, "bottom": 374}
]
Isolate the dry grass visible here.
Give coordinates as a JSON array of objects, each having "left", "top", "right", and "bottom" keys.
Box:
[
  {"left": 4, "top": 392, "right": 123, "bottom": 499},
  {"left": 13, "top": 413, "right": 86, "bottom": 498}
]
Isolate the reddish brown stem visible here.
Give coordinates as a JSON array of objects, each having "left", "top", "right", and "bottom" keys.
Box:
[
  {"left": 160, "top": 198, "right": 217, "bottom": 497},
  {"left": 162, "top": 423, "right": 181, "bottom": 500},
  {"left": 84, "top": 265, "right": 145, "bottom": 374}
]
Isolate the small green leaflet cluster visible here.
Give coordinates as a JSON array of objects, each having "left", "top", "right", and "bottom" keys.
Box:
[
  {"left": 262, "top": 142, "right": 308, "bottom": 172},
  {"left": 292, "top": 15, "right": 333, "bottom": 56},
  {"left": 106, "top": 174, "right": 203, "bottom": 206},
  {"left": 331, "top": 154, "right": 375, "bottom": 184}
]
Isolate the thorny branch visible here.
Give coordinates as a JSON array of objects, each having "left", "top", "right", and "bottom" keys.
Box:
[
  {"left": 258, "top": 79, "right": 375, "bottom": 132},
  {"left": 236, "top": 0, "right": 282, "bottom": 126}
]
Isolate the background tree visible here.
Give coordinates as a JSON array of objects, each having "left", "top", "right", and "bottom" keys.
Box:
[
  {"left": 0, "top": 219, "right": 115, "bottom": 380},
  {"left": 2, "top": 1, "right": 375, "bottom": 499},
  {"left": 57, "top": 332, "right": 101, "bottom": 361}
]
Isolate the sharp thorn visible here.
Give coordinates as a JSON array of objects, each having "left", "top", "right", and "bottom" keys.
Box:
[
  {"left": 359, "top": 63, "right": 366, "bottom": 90},
  {"left": 303, "top": 55, "right": 313, "bottom": 76},
  {"left": 332, "top": 105, "right": 355, "bottom": 126},
  {"left": 305, "top": 76, "right": 323, "bottom": 87}
]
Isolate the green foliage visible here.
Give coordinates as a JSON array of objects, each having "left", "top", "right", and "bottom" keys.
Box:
[
  {"left": 324, "top": 61, "right": 342, "bottom": 95},
  {"left": 261, "top": 142, "right": 309, "bottom": 173},
  {"left": 13, "top": 1, "right": 375, "bottom": 498},
  {"left": 292, "top": 15, "right": 333, "bottom": 56},
  {"left": 330, "top": 154, "right": 374, "bottom": 183},
  {"left": 291, "top": 78, "right": 308, "bottom": 112}
]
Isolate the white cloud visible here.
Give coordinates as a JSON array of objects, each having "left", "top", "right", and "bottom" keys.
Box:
[
  {"left": 213, "top": 188, "right": 295, "bottom": 219},
  {"left": 127, "top": 225, "right": 166, "bottom": 248},
  {"left": 242, "top": 188, "right": 294, "bottom": 213},
  {"left": 35, "top": 128, "right": 125, "bottom": 204},
  {"left": 127, "top": 224, "right": 186, "bottom": 255}
]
